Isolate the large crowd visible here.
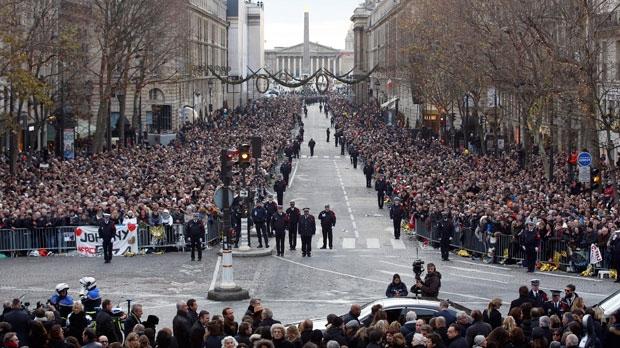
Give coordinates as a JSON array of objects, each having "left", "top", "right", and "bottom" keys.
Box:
[
  {"left": 0, "top": 98, "right": 301, "bottom": 230},
  {"left": 326, "top": 98, "right": 620, "bottom": 273},
  {"left": 0, "top": 282, "right": 619, "bottom": 348}
]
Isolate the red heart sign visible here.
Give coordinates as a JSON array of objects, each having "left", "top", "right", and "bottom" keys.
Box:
[
  {"left": 127, "top": 223, "right": 136, "bottom": 232},
  {"left": 75, "top": 227, "right": 82, "bottom": 237}
]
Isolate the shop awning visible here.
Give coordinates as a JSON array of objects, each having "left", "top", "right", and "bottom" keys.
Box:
[{"left": 381, "top": 97, "right": 399, "bottom": 109}]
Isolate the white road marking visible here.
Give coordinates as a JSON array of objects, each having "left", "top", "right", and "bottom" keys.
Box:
[
  {"left": 366, "top": 238, "right": 381, "bottom": 249},
  {"left": 323, "top": 156, "right": 330, "bottom": 159},
  {"left": 354, "top": 230, "right": 360, "bottom": 238},
  {"left": 289, "top": 160, "right": 300, "bottom": 187},
  {"left": 275, "top": 256, "right": 385, "bottom": 283},
  {"left": 451, "top": 259, "right": 511, "bottom": 271},
  {"left": 348, "top": 207, "right": 352, "bottom": 213},
  {"left": 208, "top": 255, "right": 221, "bottom": 292},
  {"left": 444, "top": 266, "right": 513, "bottom": 278},
  {"left": 316, "top": 238, "right": 324, "bottom": 248},
  {"left": 334, "top": 156, "right": 340, "bottom": 159},
  {"left": 351, "top": 221, "right": 357, "bottom": 230},
  {"left": 350, "top": 214, "right": 355, "bottom": 221},
  {"left": 301, "top": 155, "right": 308, "bottom": 158},
  {"left": 342, "top": 238, "right": 356, "bottom": 249},
  {"left": 391, "top": 239, "right": 406, "bottom": 249},
  {"left": 538, "top": 271, "right": 603, "bottom": 282},
  {"left": 451, "top": 273, "right": 508, "bottom": 284}
]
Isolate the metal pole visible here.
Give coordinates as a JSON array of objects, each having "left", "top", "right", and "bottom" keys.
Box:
[{"left": 219, "top": 149, "right": 237, "bottom": 289}]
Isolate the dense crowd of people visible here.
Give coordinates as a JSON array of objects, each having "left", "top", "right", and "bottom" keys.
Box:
[
  {"left": 0, "top": 98, "right": 301, "bottom": 230},
  {"left": 325, "top": 98, "right": 620, "bottom": 274},
  {"left": 1, "top": 281, "right": 619, "bottom": 348}
]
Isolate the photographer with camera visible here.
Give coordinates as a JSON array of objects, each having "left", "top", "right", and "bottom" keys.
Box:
[{"left": 411, "top": 262, "right": 441, "bottom": 298}]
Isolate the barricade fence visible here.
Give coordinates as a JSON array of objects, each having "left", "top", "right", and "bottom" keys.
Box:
[
  {"left": 414, "top": 218, "right": 597, "bottom": 273},
  {"left": 0, "top": 219, "right": 222, "bottom": 256}
]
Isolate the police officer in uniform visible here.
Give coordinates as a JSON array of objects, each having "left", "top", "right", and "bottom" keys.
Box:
[
  {"left": 437, "top": 211, "right": 454, "bottom": 261},
  {"left": 521, "top": 221, "right": 539, "bottom": 273},
  {"left": 273, "top": 175, "right": 287, "bottom": 205},
  {"left": 98, "top": 213, "right": 116, "bottom": 264},
  {"left": 528, "top": 279, "right": 548, "bottom": 308},
  {"left": 286, "top": 201, "right": 301, "bottom": 250},
  {"left": 185, "top": 213, "right": 205, "bottom": 261},
  {"left": 264, "top": 195, "right": 278, "bottom": 238},
  {"left": 389, "top": 197, "right": 404, "bottom": 239},
  {"left": 271, "top": 205, "right": 289, "bottom": 257},
  {"left": 252, "top": 201, "right": 269, "bottom": 248},
  {"left": 326, "top": 128, "right": 330, "bottom": 142},
  {"left": 318, "top": 204, "right": 337, "bottom": 249},
  {"left": 308, "top": 138, "right": 316, "bottom": 157},
  {"left": 375, "top": 174, "right": 388, "bottom": 209},
  {"left": 350, "top": 145, "right": 359, "bottom": 169},
  {"left": 280, "top": 161, "right": 292, "bottom": 185},
  {"left": 363, "top": 162, "right": 374, "bottom": 188},
  {"left": 298, "top": 208, "right": 316, "bottom": 257},
  {"left": 544, "top": 290, "right": 564, "bottom": 317}
]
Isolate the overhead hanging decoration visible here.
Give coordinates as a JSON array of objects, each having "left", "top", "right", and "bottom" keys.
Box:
[
  {"left": 264, "top": 68, "right": 322, "bottom": 88},
  {"left": 324, "top": 65, "right": 378, "bottom": 85},
  {"left": 208, "top": 67, "right": 257, "bottom": 85},
  {"left": 315, "top": 72, "right": 330, "bottom": 94},
  {"left": 255, "top": 74, "right": 270, "bottom": 94}
]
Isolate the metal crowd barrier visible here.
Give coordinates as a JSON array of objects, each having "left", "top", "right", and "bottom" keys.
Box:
[
  {"left": 415, "top": 218, "right": 574, "bottom": 270},
  {"left": 0, "top": 219, "right": 222, "bottom": 256}
]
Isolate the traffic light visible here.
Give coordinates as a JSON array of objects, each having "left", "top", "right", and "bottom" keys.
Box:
[
  {"left": 591, "top": 167, "right": 601, "bottom": 189},
  {"left": 220, "top": 148, "right": 238, "bottom": 181},
  {"left": 238, "top": 143, "right": 251, "bottom": 169}
]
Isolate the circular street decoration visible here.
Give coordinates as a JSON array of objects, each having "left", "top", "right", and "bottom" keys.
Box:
[
  {"left": 315, "top": 73, "right": 330, "bottom": 94},
  {"left": 256, "top": 74, "right": 270, "bottom": 94}
]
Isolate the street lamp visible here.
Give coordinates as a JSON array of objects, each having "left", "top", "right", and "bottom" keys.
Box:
[{"left": 208, "top": 79, "right": 214, "bottom": 116}]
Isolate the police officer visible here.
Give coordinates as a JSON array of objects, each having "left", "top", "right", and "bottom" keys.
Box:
[
  {"left": 98, "top": 213, "right": 116, "bottom": 264},
  {"left": 79, "top": 277, "right": 102, "bottom": 312},
  {"left": 293, "top": 139, "right": 300, "bottom": 159},
  {"left": 308, "top": 138, "right": 316, "bottom": 157},
  {"left": 544, "top": 290, "right": 564, "bottom": 317},
  {"left": 375, "top": 174, "right": 388, "bottom": 209},
  {"left": 363, "top": 162, "right": 374, "bottom": 188},
  {"left": 326, "top": 128, "right": 330, "bottom": 143},
  {"left": 521, "top": 221, "right": 539, "bottom": 273},
  {"left": 252, "top": 201, "right": 269, "bottom": 248},
  {"left": 528, "top": 279, "right": 548, "bottom": 308},
  {"left": 271, "top": 205, "right": 289, "bottom": 257},
  {"left": 185, "top": 213, "right": 205, "bottom": 261},
  {"left": 340, "top": 135, "right": 346, "bottom": 155},
  {"left": 298, "top": 208, "right": 316, "bottom": 257},
  {"left": 50, "top": 283, "right": 74, "bottom": 318},
  {"left": 280, "top": 161, "right": 292, "bottom": 185},
  {"left": 264, "top": 195, "right": 278, "bottom": 238},
  {"left": 389, "top": 197, "right": 404, "bottom": 239},
  {"left": 286, "top": 201, "right": 301, "bottom": 250},
  {"left": 350, "top": 145, "right": 359, "bottom": 169},
  {"left": 273, "top": 174, "right": 287, "bottom": 205},
  {"left": 437, "top": 211, "right": 454, "bottom": 261},
  {"left": 318, "top": 204, "right": 337, "bottom": 249}
]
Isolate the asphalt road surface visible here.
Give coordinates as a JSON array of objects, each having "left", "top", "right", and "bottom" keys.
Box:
[{"left": 1, "top": 104, "right": 617, "bottom": 328}]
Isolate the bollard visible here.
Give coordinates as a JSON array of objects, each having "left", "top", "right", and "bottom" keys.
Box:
[
  {"left": 220, "top": 248, "right": 236, "bottom": 289},
  {"left": 238, "top": 218, "right": 250, "bottom": 251}
]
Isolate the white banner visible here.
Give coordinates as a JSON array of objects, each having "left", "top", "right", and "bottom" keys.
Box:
[
  {"left": 590, "top": 243, "right": 603, "bottom": 264},
  {"left": 75, "top": 224, "right": 139, "bottom": 257}
]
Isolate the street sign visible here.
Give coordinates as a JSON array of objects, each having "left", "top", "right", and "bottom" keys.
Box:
[
  {"left": 239, "top": 190, "right": 248, "bottom": 198},
  {"left": 578, "top": 166, "right": 591, "bottom": 183},
  {"left": 578, "top": 152, "right": 592, "bottom": 167},
  {"left": 214, "top": 186, "right": 234, "bottom": 210}
]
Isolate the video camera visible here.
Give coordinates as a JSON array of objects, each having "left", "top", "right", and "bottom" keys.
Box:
[{"left": 412, "top": 259, "right": 425, "bottom": 280}]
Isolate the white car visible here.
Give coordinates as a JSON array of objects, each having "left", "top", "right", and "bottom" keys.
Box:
[{"left": 595, "top": 289, "right": 620, "bottom": 322}]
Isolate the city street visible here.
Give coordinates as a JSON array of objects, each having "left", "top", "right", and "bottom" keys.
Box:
[{"left": 0, "top": 104, "right": 617, "bottom": 327}]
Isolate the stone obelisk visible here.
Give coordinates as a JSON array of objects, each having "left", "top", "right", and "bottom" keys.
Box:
[{"left": 303, "top": 10, "right": 310, "bottom": 76}]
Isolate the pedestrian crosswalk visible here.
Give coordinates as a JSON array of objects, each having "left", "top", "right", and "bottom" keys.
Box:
[
  {"left": 287, "top": 236, "right": 414, "bottom": 251},
  {"left": 300, "top": 155, "right": 343, "bottom": 159}
]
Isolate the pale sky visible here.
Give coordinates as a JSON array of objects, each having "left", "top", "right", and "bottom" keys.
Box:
[{"left": 263, "top": 0, "right": 360, "bottom": 50}]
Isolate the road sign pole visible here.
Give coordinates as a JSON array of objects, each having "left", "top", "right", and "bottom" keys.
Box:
[{"left": 238, "top": 217, "right": 250, "bottom": 251}]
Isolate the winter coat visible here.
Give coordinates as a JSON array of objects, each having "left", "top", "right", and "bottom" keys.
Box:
[
  {"left": 298, "top": 214, "right": 316, "bottom": 236},
  {"left": 95, "top": 310, "right": 121, "bottom": 343},
  {"left": 323, "top": 326, "right": 348, "bottom": 346},
  {"left": 419, "top": 271, "right": 441, "bottom": 297},
  {"left": 385, "top": 282, "right": 408, "bottom": 297},
  {"left": 465, "top": 320, "right": 492, "bottom": 347},
  {"left": 172, "top": 310, "right": 192, "bottom": 348}
]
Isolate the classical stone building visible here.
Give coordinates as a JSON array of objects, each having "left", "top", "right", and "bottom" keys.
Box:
[{"left": 265, "top": 11, "right": 353, "bottom": 78}]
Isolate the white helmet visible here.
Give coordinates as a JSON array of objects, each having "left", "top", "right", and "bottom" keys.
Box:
[
  {"left": 79, "top": 277, "right": 97, "bottom": 290},
  {"left": 55, "top": 283, "right": 70, "bottom": 294}
]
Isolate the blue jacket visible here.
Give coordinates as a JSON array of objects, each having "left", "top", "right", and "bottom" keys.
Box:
[
  {"left": 252, "top": 207, "right": 268, "bottom": 223},
  {"left": 50, "top": 294, "right": 74, "bottom": 318},
  {"left": 385, "top": 282, "right": 408, "bottom": 297}
]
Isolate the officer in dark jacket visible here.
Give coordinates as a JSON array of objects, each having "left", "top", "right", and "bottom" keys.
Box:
[
  {"left": 375, "top": 175, "right": 387, "bottom": 209},
  {"left": 543, "top": 290, "right": 564, "bottom": 317},
  {"left": 350, "top": 146, "right": 359, "bottom": 169},
  {"left": 326, "top": 128, "right": 330, "bottom": 142},
  {"left": 363, "top": 162, "right": 374, "bottom": 188},
  {"left": 280, "top": 161, "right": 292, "bottom": 185},
  {"left": 271, "top": 205, "right": 289, "bottom": 257},
  {"left": 286, "top": 201, "right": 301, "bottom": 250},
  {"left": 252, "top": 202, "right": 269, "bottom": 248},
  {"left": 96, "top": 299, "right": 121, "bottom": 343},
  {"left": 528, "top": 279, "right": 548, "bottom": 308},
  {"left": 340, "top": 135, "right": 346, "bottom": 155},
  {"left": 437, "top": 211, "right": 455, "bottom": 261},
  {"left": 520, "top": 221, "right": 539, "bottom": 272},
  {"left": 318, "top": 205, "right": 337, "bottom": 249},
  {"left": 172, "top": 301, "right": 192, "bottom": 348},
  {"left": 185, "top": 213, "right": 205, "bottom": 261},
  {"left": 308, "top": 138, "right": 316, "bottom": 157},
  {"left": 98, "top": 213, "right": 116, "bottom": 264},
  {"left": 298, "top": 208, "right": 316, "bottom": 257},
  {"left": 264, "top": 195, "right": 278, "bottom": 238},
  {"left": 389, "top": 197, "right": 404, "bottom": 239},
  {"left": 274, "top": 175, "right": 287, "bottom": 205}
]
